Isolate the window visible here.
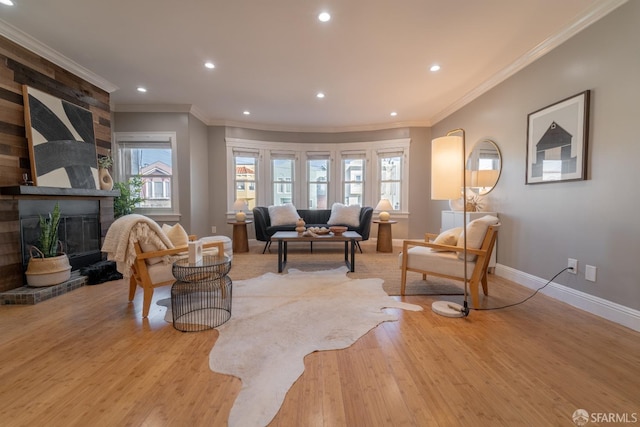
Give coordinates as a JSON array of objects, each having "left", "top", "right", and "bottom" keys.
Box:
[
  {"left": 341, "top": 153, "right": 365, "bottom": 206},
  {"left": 379, "top": 153, "right": 403, "bottom": 211},
  {"left": 234, "top": 153, "right": 258, "bottom": 210},
  {"left": 307, "top": 153, "right": 330, "bottom": 209},
  {"left": 226, "top": 138, "right": 409, "bottom": 213},
  {"left": 114, "top": 132, "right": 178, "bottom": 215},
  {"left": 271, "top": 154, "right": 295, "bottom": 206}
]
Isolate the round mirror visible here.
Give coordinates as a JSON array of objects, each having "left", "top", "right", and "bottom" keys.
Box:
[{"left": 466, "top": 139, "right": 501, "bottom": 195}]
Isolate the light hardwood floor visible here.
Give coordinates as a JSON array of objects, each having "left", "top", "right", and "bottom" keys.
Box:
[{"left": 1, "top": 245, "right": 638, "bottom": 427}]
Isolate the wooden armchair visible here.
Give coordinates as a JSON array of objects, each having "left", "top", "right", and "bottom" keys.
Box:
[
  {"left": 129, "top": 237, "right": 224, "bottom": 318},
  {"left": 399, "top": 220, "right": 500, "bottom": 308},
  {"left": 102, "top": 214, "right": 226, "bottom": 318}
]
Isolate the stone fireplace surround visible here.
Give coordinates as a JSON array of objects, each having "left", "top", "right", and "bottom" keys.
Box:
[{"left": 0, "top": 185, "right": 118, "bottom": 300}]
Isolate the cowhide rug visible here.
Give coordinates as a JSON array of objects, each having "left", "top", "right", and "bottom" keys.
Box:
[{"left": 158, "top": 266, "right": 422, "bottom": 427}]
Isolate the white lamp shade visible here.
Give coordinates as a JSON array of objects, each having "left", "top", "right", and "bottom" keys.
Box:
[
  {"left": 233, "top": 199, "right": 247, "bottom": 211},
  {"left": 431, "top": 135, "right": 464, "bottom": 200},
  {"left": 375, "top": 199, "right": 393, "bottom": 221},
  {"left": 374, "top": 199, "right": 393, "bottom": 212}
]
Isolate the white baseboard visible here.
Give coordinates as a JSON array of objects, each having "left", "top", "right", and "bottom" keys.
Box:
[{"left": 494, "top": 264, "right": 640, "bottom": 333}]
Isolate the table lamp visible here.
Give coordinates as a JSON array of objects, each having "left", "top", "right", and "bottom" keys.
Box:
[
  {"left": 233, "top": 199, "right": 248, "bottom": 222},
  {"left": 374, "top": 199, "right": 394, "bottom": 221}
]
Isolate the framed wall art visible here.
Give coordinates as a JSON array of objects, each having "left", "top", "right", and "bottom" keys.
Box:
[
  {"left": 525, "top": 90, "right": 590, "bottom": 184},
  {"left": 23, "top": 85, "right": 100, "bottom": 189}
]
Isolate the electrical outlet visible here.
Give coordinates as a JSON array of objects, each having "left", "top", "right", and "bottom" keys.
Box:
[
  {"left": 568, "top": 258, "right": 578, "bottom": 274},
  {"left": 586, "top": 265, "right": 597, "bottom": 282},
  {"left": 211, "top": 226, "right": 217, "bottom": 234}
]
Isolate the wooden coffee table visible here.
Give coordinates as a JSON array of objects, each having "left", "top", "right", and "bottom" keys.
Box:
[{"left": 271, "top": 231, "right": 362, "bottom": 273}]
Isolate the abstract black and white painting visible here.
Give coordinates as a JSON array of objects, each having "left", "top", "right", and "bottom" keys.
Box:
[
  {"left": 526, "top": 90, "right": 590, "bottom": 184},
  {"left": 23, "top": 86, "right": 100, "bottom": 189}
]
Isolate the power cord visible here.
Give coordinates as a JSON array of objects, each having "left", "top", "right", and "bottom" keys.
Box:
[{"left": 470, "top": 266, "right": 573, "bottom": 311}]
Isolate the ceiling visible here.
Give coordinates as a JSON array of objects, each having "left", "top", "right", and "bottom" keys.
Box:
[{"left": 0, "top": 0, "right": 626, "bottom": 131}]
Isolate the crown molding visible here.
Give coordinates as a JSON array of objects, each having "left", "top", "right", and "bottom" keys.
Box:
[
  {"left": 112, "top": 104, "right": 193, "bottom": 113},
  {"left": 203, "top": 118, "right": 431, "bottom": 133},
  {"left": 430, "top": 0, "right": 628, "bottom": 125},
  {"left": 0, "top": 19, "right": 119, "bottom": 93}
]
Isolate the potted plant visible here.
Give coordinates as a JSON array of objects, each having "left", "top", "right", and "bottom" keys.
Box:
[
  {"left": 113, "top": 175, "right": 144, "bottom": 218},
  {"left": 25, "top": 202, "right": 72, "bottom": 287},
  {"left": 97, "top": 152, "right": 114, "bottom": 191}
]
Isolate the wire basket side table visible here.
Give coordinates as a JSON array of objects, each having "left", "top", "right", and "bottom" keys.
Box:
[{"left": 171, "top": 255, "right": 232, "bottom": 332}]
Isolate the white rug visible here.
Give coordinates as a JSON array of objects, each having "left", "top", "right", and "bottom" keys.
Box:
[{"left": 158, "top": 266, "right": 422, "bottom": 427}]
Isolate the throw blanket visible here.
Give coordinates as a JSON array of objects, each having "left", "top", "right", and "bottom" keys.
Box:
[{"left": 101, "top": 214, "right": 174, "bottom": 280}]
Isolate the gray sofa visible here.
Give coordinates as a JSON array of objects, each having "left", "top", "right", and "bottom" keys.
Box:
[{"left": 253, "top": 206, "right": 373, "bottom": 253}]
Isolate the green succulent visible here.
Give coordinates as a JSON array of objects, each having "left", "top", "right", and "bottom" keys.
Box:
[{"left": 37, "top": 202, "right": 62, "bottom": 258}]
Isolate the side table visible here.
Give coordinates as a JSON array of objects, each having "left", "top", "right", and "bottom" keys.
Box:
[
  {"left": 227, "top": 220, "right": 252, "bottom": 253},
  {"left": 373, "top": 220, "right": 397, "bottom": 253},
  {"left": 171, "top": 255, "right": 232, "bottom": 332}
]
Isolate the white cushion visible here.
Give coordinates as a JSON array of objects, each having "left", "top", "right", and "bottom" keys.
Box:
[
  {"left": 327, "top": 203, "right": 361, "bottom": 227},
  {"left": 399, "top": 248, "right": 475, "bottom": 277},
  {"left": 431, "top": 227, "right": 463, "bottom": 251},
  {"left": 146, "top": 262, "right": 175, "bottom": 285},
  {"left": 201, "top": 235, "right": 233, "bottom": 260},
  {"left": 162, "top": 223, "right": 189, "bottom": 247},
  {"left": 268, "top": 203, "right": 300, "bottom": 226},
  {"left": 456, "top": 215, "right": 499, "bottom": 260}
]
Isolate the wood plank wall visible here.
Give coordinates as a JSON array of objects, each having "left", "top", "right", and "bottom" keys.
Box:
[{"left": 0, "top": 35, "right": 112, "bottom": 292}]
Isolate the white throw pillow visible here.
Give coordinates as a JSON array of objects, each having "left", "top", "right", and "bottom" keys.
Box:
[
  {"left": 327, "top": 203, "right": 361, "bottom": 227},
  {"left": 456, "top": 215, "right": 499, "bottom": 260},
  {"left": 268, "top": 203, "right": 300, "bottom": 226},
  {"left": 431, "top": 227, "right": 463, "bottom": 251},
  {"left": 162, "top": 223, "right": 189, "bottom": 247}
]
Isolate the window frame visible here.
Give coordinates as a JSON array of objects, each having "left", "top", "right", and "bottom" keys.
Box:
[
  {"left": 341, "top": 151, "right": 366, "bottom": 206},
  {"left": 113, "top": 131, "right": 179, "bottom": 220},
  {"left": 226, "top": 138, "right": 410, "bottom": 215}
]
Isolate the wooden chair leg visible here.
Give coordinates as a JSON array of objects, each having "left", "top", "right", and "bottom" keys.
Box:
[
  {"left": 142, "top": 286, "right": 154, "bottom": 318},
  {"left": 469, "top": 279, "right": 480, "bottom": 308},
  {"left": 481, "top": 273, "right": 489, "bottom": 295},
  {"left": 128, "top": 275, "right": 137, "bottom": 301},
  {"left": 401, "top": 268, "right": 407, "bottom": 295}
]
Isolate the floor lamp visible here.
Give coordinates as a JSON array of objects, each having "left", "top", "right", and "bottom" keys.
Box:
[{"left": 431, "top": 129, "right": 470, "bottom": 318}]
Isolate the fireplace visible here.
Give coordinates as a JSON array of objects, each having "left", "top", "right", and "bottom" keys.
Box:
[
  {"left": 19, "top": 199, "right": 102, "bottom": 271},
  {"left": 0, "top": 185, "right": 117, "bottom": 293}
]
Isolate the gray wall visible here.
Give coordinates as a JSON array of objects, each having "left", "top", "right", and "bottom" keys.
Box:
[
  {"left": 432, "top": 1, "right": 640, "bottom": 310},
  {"left": 187, "top": 115, "right": 211, "bottom": 238}
]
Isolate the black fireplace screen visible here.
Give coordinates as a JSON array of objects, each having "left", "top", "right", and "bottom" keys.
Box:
[{"left": 19, "top": 200, "right": 102, "bottom": 271}]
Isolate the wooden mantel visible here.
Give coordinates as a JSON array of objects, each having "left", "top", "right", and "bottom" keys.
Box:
[{"left": 0, "top": 186, "right": 119, "bottom": 197}]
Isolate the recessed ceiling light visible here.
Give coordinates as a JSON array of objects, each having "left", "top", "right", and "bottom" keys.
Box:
[
  {"left": 204, "top": 61, "right": 215, "bottom": 69},
  {"left": 430, "top": 64, "right": 441, "bottom": 72},
  {"left": 316, "top": 92, "right": 325, "bottom": 99},
  {"left": 0, "top": 0, "right": 14, "bottom": 6},
  {"left": 137, "top": 87, "right": 147, "bottom": 93},
  {"left": 390, "top": 112, "right": 398, "bottom": 117},
  {"left": 243, "top": 111, "right": 250, "bottom": 115},
  {"left": 318, "top": 12, "right": 331, "bottom": 22}
]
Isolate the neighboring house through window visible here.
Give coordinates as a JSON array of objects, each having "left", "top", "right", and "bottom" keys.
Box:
[{"left": 114, "top": 132, "right": 178, "bottom": 218}]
